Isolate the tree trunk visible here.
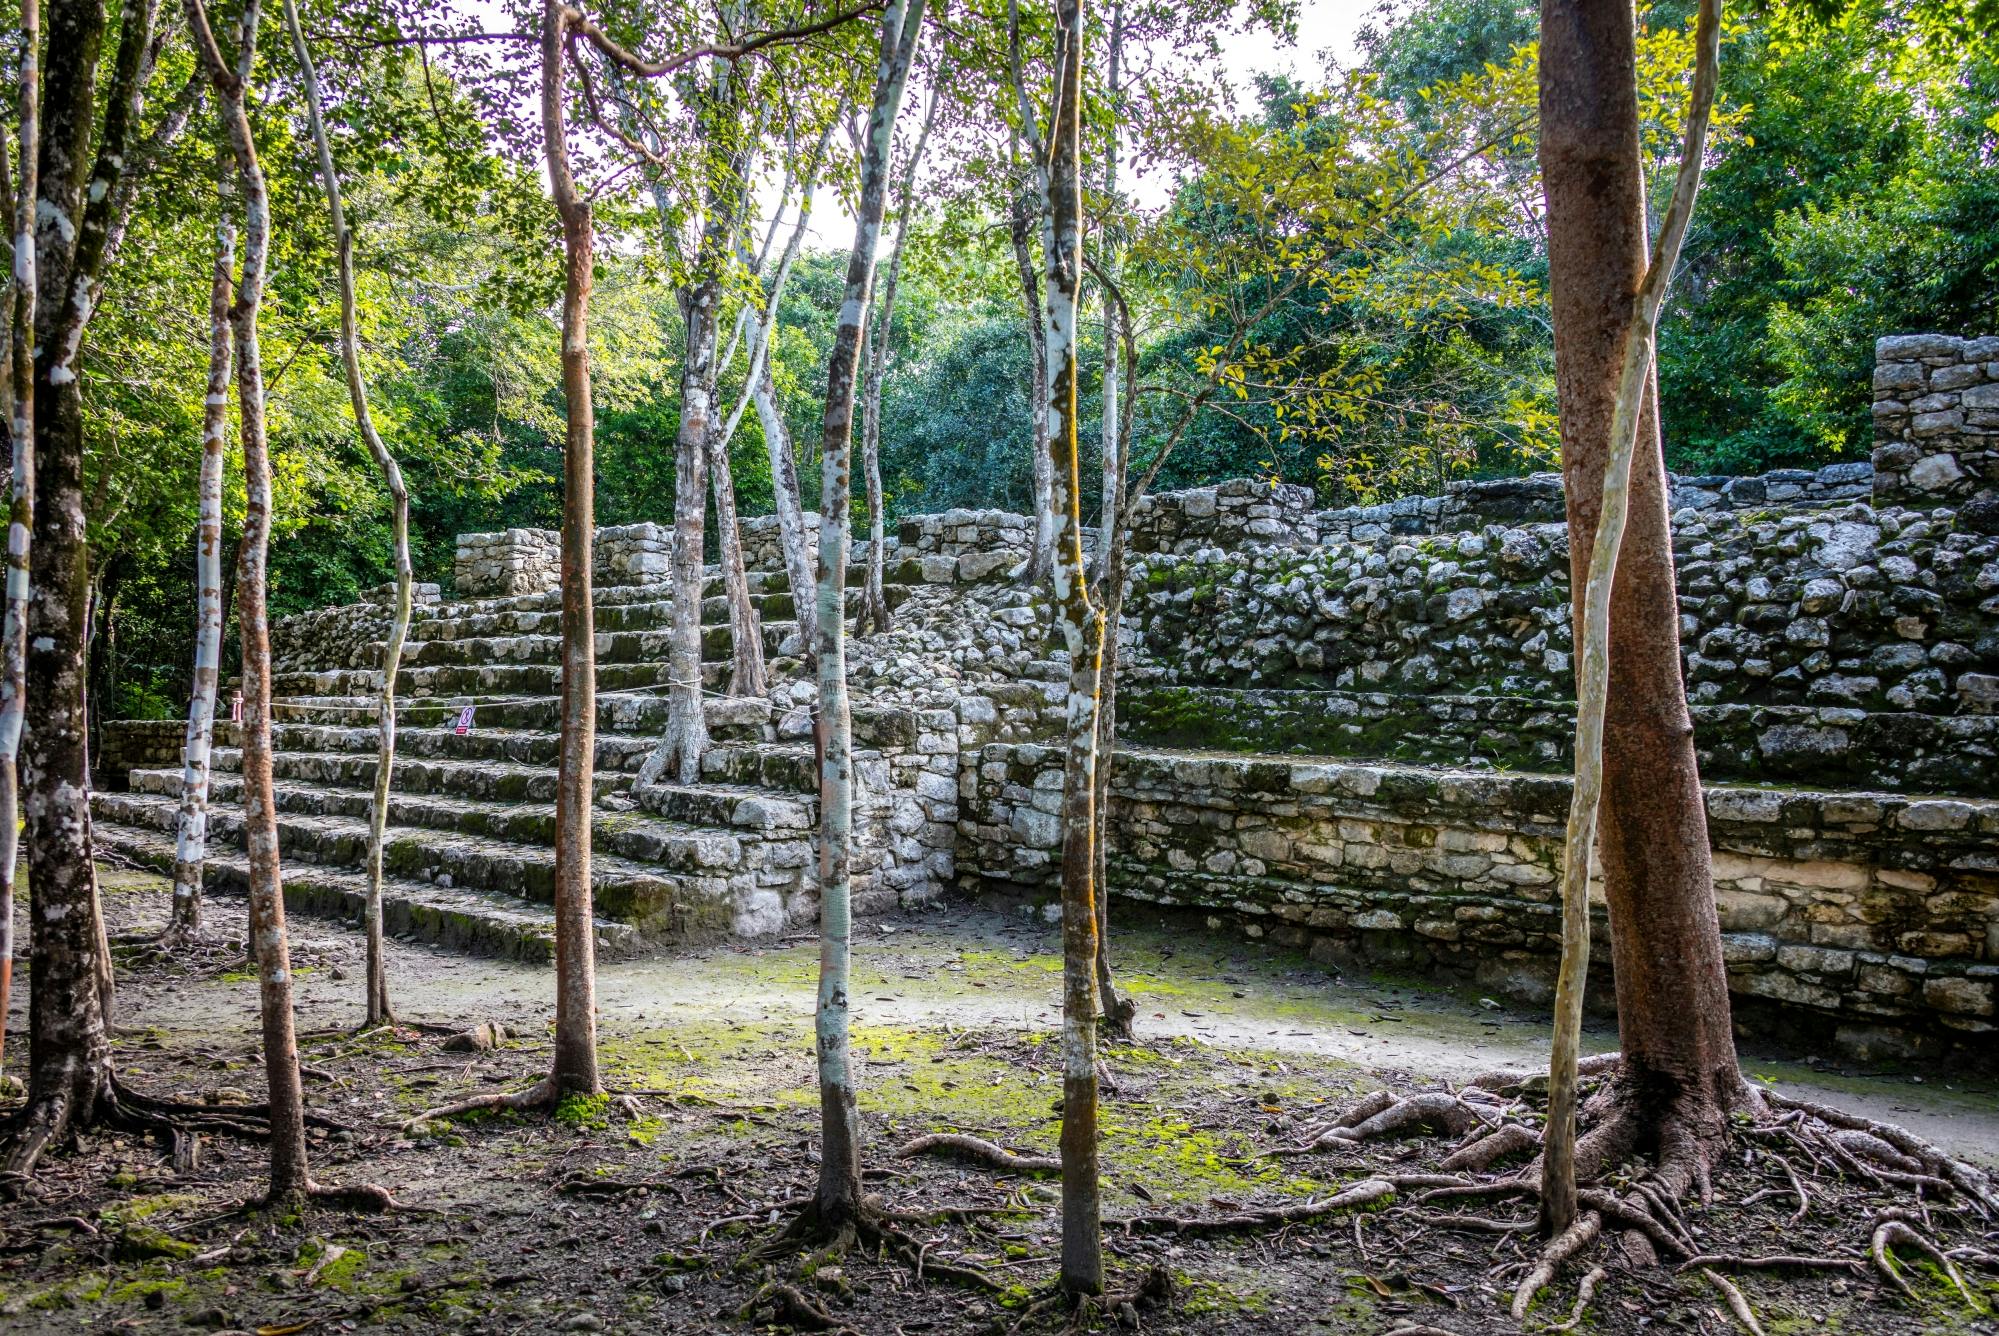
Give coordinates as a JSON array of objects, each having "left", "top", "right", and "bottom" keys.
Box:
[
  {"left": 191, "top": 0, "right": 314, "bottom": 1203},
  {"left": 1539, "top": 0, "right": 1722, "bottom": 1235},
  {"left": 1096, "top": 0, "right": 1122, "bottom": 568},
  {"left": 1008, "top": 183, "right": 1053, "bottom": 587},
  {"left": 810, "top": 0, "right": 924, "bottom": 1230},
  {"left": 754, "top": 362, "right": 818, "bottom": 654},
  {"left": 645, "top": 285, "right": 717, "bottom": 785},
  {"left": 708, "top": 423, "right": 766, "bottom": 695},
  {"left": 283, "top": 0, "right": 409, "bottom": 1025},
  {"left": 1537, "top": 0, "right": 1751, "bottom": 1205},
  {"left": 167, "top": 151, "right": 232, "bottom": 945},
  {"left": 0, "top": 0, "right": 39, "bottom": 1074},
  {"left": 7, "top": 0, "right": 160, "bottom": 1182},
  {"left": 1043, "top": 0, "right": 1103, "bottom": 1298},
  {"left": 542, "top": 0, "right": 602, "bottom": 1099}
]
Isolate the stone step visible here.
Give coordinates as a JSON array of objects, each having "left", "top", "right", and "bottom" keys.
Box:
[
  {"left": 430, "top": 564, "right": 892, "bottom": 622},
  {"left": 271, "top": 657, "right": 766, "bottom": 700},
  {"left": 92, "top": 788, "right": 811, "bottom": 939},
  {"left": 92, "top": 819, "right": 637, "bottom": 962},
  {"left": 395, "top": 621, "right": 801, "bottom": 672},
  {"left": 634, "top": 780, "right": 816, "bottom": 831},
  {"left": 265, "top": 692, "right": 770, "bottom": 738},
  {"left": 702, "top": 742, "right": 820, "bottom": 794},
  {"left": 147, "top": 750, "right": 630, "bottom": 805}
]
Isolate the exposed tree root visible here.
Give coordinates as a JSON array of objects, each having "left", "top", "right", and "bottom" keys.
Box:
[
  {"left": 1679, "top": 1253, "right": 1863, "bottom": 1274},
  {"left": 1281, "top": 1092, "right": 1486, "bottom": 1155},
  {"left": 894, "top": 1133, "right": 1060, "bottom": 1175},
  {"left": 741, "top": 1280, "right": 849, "bottom": 1332},
  {"left": 754, "top": 1194, "right": 1009, "bottom": 1297},
  {"left": 399, "top": 1075, "right": 562, "bottom": 1129},
  {"left": 0, "top": 1071, "right": 292, "bottom": 1193},
  {"left": 1511, "top": 1208, "right": 1600, "bottom": 1319},
  {"left": 1870, "top": 1216, "right": 1978, "bottom": 1306},
  {"left": 1701, "top": 1266, "right": 1768, "bottom": 1336},
  {"left": 1117, "top": 1175, "right": 1397, "bottom": 1235},
  {"left": 1440, "top": 1122, "right": 1538, "bottom": 1173},
  {"left": 1547, "top": 1264, "right": 1606, "bottom": 1332}
]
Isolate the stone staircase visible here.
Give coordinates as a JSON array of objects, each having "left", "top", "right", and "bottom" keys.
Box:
[{"left": 92, "top": 563, "right": 925, "bottom": 962}]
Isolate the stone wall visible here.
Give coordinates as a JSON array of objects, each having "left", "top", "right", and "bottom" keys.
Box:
[
  {"left": 1873, "top": 332, "right": 1999, "bottom": 511},
  {"left": 595, "top": 522, "right": 670, "bottom": 586},
  {"left": 960, "top": 745, "right": 1997, "bottom": 1061},
  {"left": 454, "top": 528, "right": 561, "bottom": 598},
  {"left": 1125, "top": 501, "right": 1999, "bottom": 717},
  {"left": 1313, "top": 464, "right": 1876, "bottom": 544},
  {"left": 98, "top": 719, "right": 186, "bottom": 791},
  {"left": 1126, "top": 477, "right": 1317, "bottom": 555},
  {"left": 1117, "top": 686, "right": 1999, "bottom": 797}
]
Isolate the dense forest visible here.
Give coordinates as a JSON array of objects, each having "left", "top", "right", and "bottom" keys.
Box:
[{"left": 85, "top": 0, "right": 1999, "bottom": 725}]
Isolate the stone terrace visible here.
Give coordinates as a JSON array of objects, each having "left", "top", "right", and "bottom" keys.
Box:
[{"left": 99, "top": 333, "right": 1999, "bottom": 1064}]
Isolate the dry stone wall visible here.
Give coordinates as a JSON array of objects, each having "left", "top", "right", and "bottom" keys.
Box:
[
  {"left": 454, "top": 528, "right": 560, "bottom": 598},
  {"left": 1123, "top": 502, "right": 1999, "bottom": 721},
  {"left": 1873, "top": 333, "right": 1999, "bottom": 511},
  {"left": 960, "top": 745, "right": 1998, "bottom": 1061}
]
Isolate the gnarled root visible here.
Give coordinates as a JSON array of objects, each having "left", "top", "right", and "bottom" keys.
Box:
[
  {"left": 894, "top": 1133, "right": 1059, "bottom": 1175},
  {"left": 1870, "top": 1216, "right": 1978, "bottom": 1306},
  {"left": 1702, "top": 1267, "right": 1767, "bottom": 1336},
  {"left": 756, "top": 1194, "right": 1006, "bottom": 1296},
  {"left": 400, "top": 1075, "right": 560, "bottom": 1129},
  {"left": 1440, "top": 1122, "right": 1538, "bottom": 1173},
  {"left": 1118, "top": 1176, "right": 1397, "bottom": 1235},
  {"left": 1282, "top": 1092, "right": 1487, "bottom": 1155},
  {"left": 1, "top": 1072, "right": 281, "bottom": 1194},
  {"left": 1511, "top": 1208, "right": 1600, "bottom": 1319}
]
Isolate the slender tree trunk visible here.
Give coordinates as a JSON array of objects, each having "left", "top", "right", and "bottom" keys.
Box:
[
  {"left": 1043, "top": 0, "right": 1103, "bottom": 1297},
  {"left": 810, "top": 0, "right": 924, "bottom": 1230},
  {"left": 1008, "top": 183, "right": 1053, "bottom": 585},
  {"left": 0, "top": 0, "right": 39, "bottom": 1073},
  {"left": 166, "top": 150, "right": 232, "bottom": 945},
  {"left": 189, "top": 0, "right": 315, "bottom": 1203},
  {"left": 645, "top": 286, "right": 717, "bottom": 785},
  {"left": 283, "top": 0, "right": 408, "bottom": 1025},
  {"left": 709, "top": 424, "right": 766, "bottom": 695},
  {"left": 1096, "top": 0, "right": 1122, "bottom": 566},
  {"left": 754, "top": 362, "right": 818, "bottom": 652},
  {"left": 1537, "top": 0, "right": 1751, "bottom": 1211},
  {"left": 857, "top": 85, "right": 938, "bottom": 638},
  {"left": 542, "top": 0, "right": 602, "bottom": 1098},
  {"left": 1539, "top": 0, "right": 1723, "bottom": 1235}
]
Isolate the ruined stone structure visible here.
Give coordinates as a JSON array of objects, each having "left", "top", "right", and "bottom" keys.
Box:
[{"left": 98, "top": 334, "right": 1998, "bottom": 1063}]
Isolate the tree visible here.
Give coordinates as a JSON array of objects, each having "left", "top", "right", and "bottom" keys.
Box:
[
  {"left": 2, "top": 0, "right": 204, "bottom": 1186},
  {"left": 799, "top": 0, "right": 925, "bottom": 1239},
  {"left": 0, "top": 0, "right": 39, "bottom": 1074},
  {"left": 164, "top": 148, "right": 232, "bottom": 947},
  {"left": 1539, "top": 0, "right": 1720, "bottom": 1240},
  {"left": 282, "top": 0, "right": 414, "bottom": 1027},
  {"left": 1041, "top": 0, "right": 1104, "bottom": 1297},
  {"left": 857, "top": 76, "right": 940, "bottom": 635}
]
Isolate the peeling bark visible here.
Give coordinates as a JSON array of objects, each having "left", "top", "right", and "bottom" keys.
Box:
[
  {"left": 810, "top": 0, "right": 924, "bottom": 1230},
  {"left": 166, "top": 149, "right": 232, "bottom": 945}
]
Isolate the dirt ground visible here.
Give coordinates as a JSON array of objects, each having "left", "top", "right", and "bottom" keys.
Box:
[{"left": 1, "top": 866, "right": 1994, "bottom": 1335}]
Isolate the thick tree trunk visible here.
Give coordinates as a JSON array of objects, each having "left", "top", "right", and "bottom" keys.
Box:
[
  {"left": 1538, "top": 0, "right": 1751, "bottom": 1202},
  {"left": 0, "top": 0, "right": 39, "bottom": 1072},
  {"left": 709, "top": 425, "right": 766, "bottom": 695},
  {"left": 753, "top": 363, "right": 818, "bottom": 653},
  {"left": 189, "top": 0, "right": 315, "bottom": 1203},
  {"left": 1096, "top": 0, "right": 1122, "bottom": 567},
  {"left": 284, "top": 0, "right": 408, "bottom": 1025},
  {"left": 542, "top": 0, "right": 602, "bottom": 1098},
  {"left": 810, "top": 0, "right": 924, "bottom": 1230},
  {"left": 1539, "top": 0, "right": 1722, "bottom": 1235},
  {"left": 1043, "top": 0, "right": 1103, "bottom": 1297},
  {"left": 167, "top": 153, "right": 232, "bottom": 944},
  {"left": 7, "top": 0, "right": 159, "bottom": 1181}
]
